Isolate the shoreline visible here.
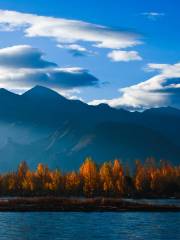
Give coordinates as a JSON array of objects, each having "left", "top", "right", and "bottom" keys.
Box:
[{"left": 0, "top": 197, "right": 179, "bottom": 212}]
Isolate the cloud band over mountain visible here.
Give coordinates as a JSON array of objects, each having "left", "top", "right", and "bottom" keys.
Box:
[
  {"left": 0, "top": 45, "right": 99, "bottom": 92},
  {"left": 90, "top": 63, "right": 180, "bottom": 110}
]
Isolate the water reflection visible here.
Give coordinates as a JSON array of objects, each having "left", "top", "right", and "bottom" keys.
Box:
[{"left": 0, "top": 212, "right": 179, "bottom": 240}]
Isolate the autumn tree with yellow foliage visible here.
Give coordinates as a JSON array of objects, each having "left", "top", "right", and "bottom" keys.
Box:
[
  {"left": 80, "top": 157, "right": 99, "bottom": 197},
  {"left": 0, "top": 158, "right": 179, "bottom": 198}
]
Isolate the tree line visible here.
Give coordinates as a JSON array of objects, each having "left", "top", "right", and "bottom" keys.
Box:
[{"left": 0, "top": 157, "right": 179, "bottom": 197}]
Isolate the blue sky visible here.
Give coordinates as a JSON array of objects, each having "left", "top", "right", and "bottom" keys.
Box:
[{"left": 0, "top": 0, "right": 179, "bottom": 110}]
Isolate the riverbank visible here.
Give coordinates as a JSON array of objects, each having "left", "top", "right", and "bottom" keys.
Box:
[{"left": 0, "top": 197, "right": 179, "bottom": 212}]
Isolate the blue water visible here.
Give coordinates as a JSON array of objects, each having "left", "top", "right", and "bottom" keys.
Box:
[
  {"left": 0, "top": 212, "right": 179, "bottom": 240},
  {"left": 123, "top": 198, "right": 180, "bottom": 206}
]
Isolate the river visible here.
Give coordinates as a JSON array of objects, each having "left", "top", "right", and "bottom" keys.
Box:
[{"left": 0, "top": 211, "right": 179, "bottom": 239}]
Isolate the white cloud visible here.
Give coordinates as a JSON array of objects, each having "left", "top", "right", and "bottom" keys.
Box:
[
  {"left": 0, "top": 10, "right": 142, "bottom": 50},
  {"left": 89, "top": 63, "right": 180, "bottom": 111},
  {"left": 0, "top": 45, "right": 99, "bottom": 92},
  {"left": 107, "top": 50, "right": 142, "bottom": 62},
  {"left": 58, "top": 44, "right": 87, "bottom": 52},
  {"left": 57, "top": 44, "right": 95, "bottom": 57},
  {"left": 0, "top": 45, "right": 56, "bottom": 68},
  {"left": 142, "top": 12, "right": 165, "bottom": 20},
  {"left": 54, "top": 88, "right": 83, "bottom": 100}
]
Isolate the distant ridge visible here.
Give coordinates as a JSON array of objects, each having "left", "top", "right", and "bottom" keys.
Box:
[
  {"left": 0, "top": 85, "right": 179, "bottom": 172},
  {"left": 1, "top": 85, "right": 180, "bottom": 113}
]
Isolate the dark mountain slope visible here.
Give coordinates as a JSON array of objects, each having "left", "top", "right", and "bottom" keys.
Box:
[
  {"left": 139, "top": 107, "right": 180, "bottom": 147},
  {"left": 0, "top": 86, "right": 179, "bottom": 171}
]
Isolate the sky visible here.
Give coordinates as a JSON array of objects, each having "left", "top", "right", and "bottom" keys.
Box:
[{"left": 0, "top": 0, "right": 179, "bottom": 110}]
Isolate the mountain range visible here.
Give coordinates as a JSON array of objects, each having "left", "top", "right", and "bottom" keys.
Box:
[{"left": 0, "top": 85, "right": 179, "bottom": 172}]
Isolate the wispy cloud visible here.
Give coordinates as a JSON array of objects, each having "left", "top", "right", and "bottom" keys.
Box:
[
  {"left": 0, "top": 10, "right": 142, "bottom": 57},
  {"left": 107, "top": 50, "right": 142, "bottom": 62},
  {"left": 89, "top": 63, "right": 180, "bottom": 111},
  {"left": 57, "top": 44, "right": 96, "bottom": 57},
  {"left": 0, "top": 45, "right": 99, "bottom": 92},
  {"left": 142, "top": 12, "right": 165, "bottom": 21}
]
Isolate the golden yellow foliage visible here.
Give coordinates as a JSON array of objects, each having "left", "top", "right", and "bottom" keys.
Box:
[
  {"left": 80, "top": 157, "right": 99, "bottom": 196},
  {"left": 0, "top": 157, "right": 179, "bottom": 197}
]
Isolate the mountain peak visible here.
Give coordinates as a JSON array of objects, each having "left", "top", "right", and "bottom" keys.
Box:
[
  {"left": 0, "top": 88, "right": 18, "bottom": 98},
  {"left": 23, "top": 85, "right": 56, "bottom": 95},
  {"left": 22, "top": 85, "right": 67, "bottom": 101},
  {"left": 0, "top": 88, "right": 13, "bottom": 94},
  {"left": 94, "top": 103, "right": 115, "bottom": 112}
]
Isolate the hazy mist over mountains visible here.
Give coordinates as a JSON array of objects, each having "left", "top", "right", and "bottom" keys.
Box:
[{"left": 0, "top": 85, "right": 179, "bottom": 172}]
